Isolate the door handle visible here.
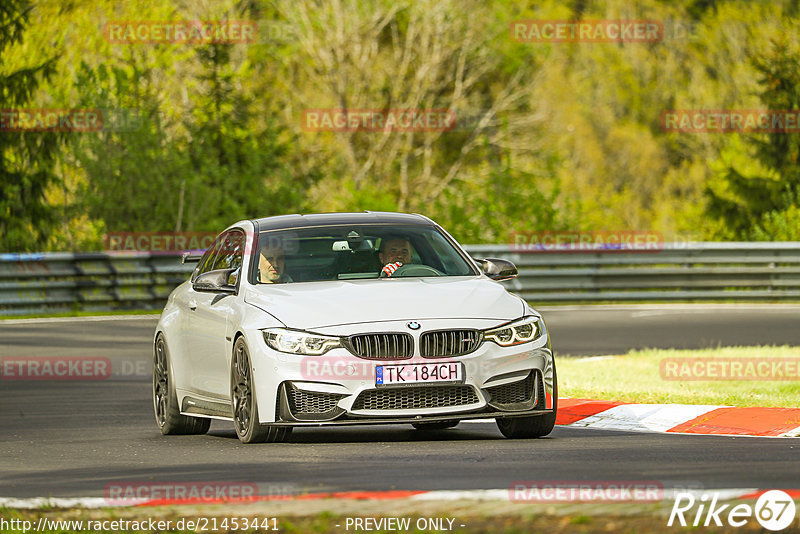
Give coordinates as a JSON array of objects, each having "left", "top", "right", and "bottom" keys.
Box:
[{"left": 188, "top": 300, "right": 197, "bottom": 311}]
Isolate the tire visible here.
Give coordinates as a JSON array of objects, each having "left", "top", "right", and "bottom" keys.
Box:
[
  {"left": 231, "top": 336, "right": 292, "bottom": 444},
  {"left": 496, "top": 365, "right": 558, "bottom": 439},
  {"left": 411, "top": 420, "right": 459, "bottom": 430},
  {"left": 153, "top": 334, "right": 211, "bottom": 435}
]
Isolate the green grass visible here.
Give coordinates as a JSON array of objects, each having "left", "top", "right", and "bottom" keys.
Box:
[
  {"left": 558, "top": 345, "right": 800, "bottom": 407},
  {"left": 0, "top": 309, "right": 160, "bottom": 320}
]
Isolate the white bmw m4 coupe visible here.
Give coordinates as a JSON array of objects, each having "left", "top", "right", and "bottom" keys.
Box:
[{"left": 153, "top": 212, "right": 557, "bottom": 443}]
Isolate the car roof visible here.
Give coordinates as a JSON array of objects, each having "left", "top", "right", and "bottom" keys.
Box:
[{"left": 252, "top": 211, "right": 435, "bottom": 232}]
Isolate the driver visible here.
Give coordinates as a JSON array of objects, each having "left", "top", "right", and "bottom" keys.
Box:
[
  {"left": 258, "top": 245, "right": 292, "bottom": 283},
  {"left": 379, "top": 236, "right": 413, "bottom": 277}
]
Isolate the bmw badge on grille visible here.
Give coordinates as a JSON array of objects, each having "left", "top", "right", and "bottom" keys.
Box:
[{"left": 407, "top": 321, "right": 421, "bottom": 330}]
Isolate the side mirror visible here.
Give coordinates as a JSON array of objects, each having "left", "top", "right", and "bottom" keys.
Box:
[
  {"left": 193, "top": 268, "right": 237, "bottom": 293},
  {"left": 181, "top": 250, "right": 205, "bottom": 263},
  {"left": 475, "top": 258, "right": 518, "bottom": 281}
]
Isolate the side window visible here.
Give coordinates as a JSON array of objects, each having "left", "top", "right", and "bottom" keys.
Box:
[
  {"left": 212, "top": 230, "right": 245, "bottom": 285},
  {"left": 213, "top": 231, "right": 244, "bottom": 271},
  {"left": 194, "top": 237, "right": 223, "bottom": 279}
]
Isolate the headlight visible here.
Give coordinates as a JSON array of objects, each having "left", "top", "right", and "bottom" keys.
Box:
[
  {"left": 263, "top": 328, "right": 342, "bottom": 355},
  {"left": 484, "top": 317, "right": 542, "bottom": 346}
]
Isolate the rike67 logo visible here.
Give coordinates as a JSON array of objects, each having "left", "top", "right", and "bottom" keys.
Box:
[{"left": 668, "top": 490, "right": 797, "bottom": 531}]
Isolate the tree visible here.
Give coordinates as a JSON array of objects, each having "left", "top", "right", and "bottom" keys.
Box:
[
  {"left": 71, "top": 57, "right": 190, "bottom": 233},
  {"left": 271, "top": 0, "right": 554, "bottom": 220},
  {"left": 0, "top": 0, "right": 60, "bottom": 251},
  {"left": 705, "top": 35, "right": 800, "bottom": 239},
  {"left": 72, "top": 36, "right": 305, "bottom": 235},
  {"left": 183, "top": 41, "right": 304, "bottom": 231}
]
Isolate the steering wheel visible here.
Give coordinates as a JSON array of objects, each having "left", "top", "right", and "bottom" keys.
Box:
[{"left": 380, "top": 263, "right": 444, "bottom": 278}]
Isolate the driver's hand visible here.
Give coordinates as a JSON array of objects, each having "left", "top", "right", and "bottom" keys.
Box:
[{"left": 381, "top": 262, "right": 403, "bottom": 277}]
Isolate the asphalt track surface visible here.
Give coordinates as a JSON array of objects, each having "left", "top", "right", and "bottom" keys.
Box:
[{"left": 1, "top": 305, "right": 799, "bottom": 499}]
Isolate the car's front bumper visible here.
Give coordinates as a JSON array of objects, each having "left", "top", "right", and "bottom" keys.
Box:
[{"left": 244, "top": 318, "right": 556, "bottom": 425}]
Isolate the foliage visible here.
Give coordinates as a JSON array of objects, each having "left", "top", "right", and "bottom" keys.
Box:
[
  {"left": 0, "top": 0, "right": 60, "bottom": 252},
  {"left": 707, "top": 31, "right": 800, "bottom": 240},
  {"left": 4, "top": 0, "right": 800, "bottom": 251}
]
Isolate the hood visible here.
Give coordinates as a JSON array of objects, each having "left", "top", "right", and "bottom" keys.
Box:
[{"left": 244, "top": 276, "right": 524, "bottom": 330}]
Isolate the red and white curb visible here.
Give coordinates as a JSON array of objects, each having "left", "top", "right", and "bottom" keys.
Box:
[
  {"left": 555, "top": 398, "right": 800, "bottom": 437},
  {"left": 3, "top": 489, "right": 800, "bottom": 509}
]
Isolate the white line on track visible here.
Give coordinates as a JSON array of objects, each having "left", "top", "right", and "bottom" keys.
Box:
[
  {"left": 567, "top": 404, "right": 724, "bottom": 434},
  {"left": 0, "top": 488, "right": 764, "bottom": 509},
  {"left": 0, "top": 497, "right": 109, "bottom": 509},
  {"left": 409, "top": 488, "right": 761, "bottom": 501}
]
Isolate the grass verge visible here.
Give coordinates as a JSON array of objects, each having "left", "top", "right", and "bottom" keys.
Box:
[
  {"left": 558, "top": 345, "right": 800, "bottom": 407},
  {"left": 0, "top": 309, "right": 160, "bottom": 320}
]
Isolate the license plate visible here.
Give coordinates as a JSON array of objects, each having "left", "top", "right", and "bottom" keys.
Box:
[{"left": 375, "top": 362, "right": 463, "bottom": 387}]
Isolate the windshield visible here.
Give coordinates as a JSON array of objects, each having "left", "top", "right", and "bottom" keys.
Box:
[{"left": 251, "top": 224, "right": 477, "bottom": 284}]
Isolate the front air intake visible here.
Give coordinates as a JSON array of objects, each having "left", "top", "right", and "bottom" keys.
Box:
[
  {"left": 279, "top": 383, "right": 346, "bottom": 421},
  {"left": 352, "top": 385, "right": 480, "bottom": 411},
  {"left": 484, "top": 371, "right": 537, "bottom": 411}
]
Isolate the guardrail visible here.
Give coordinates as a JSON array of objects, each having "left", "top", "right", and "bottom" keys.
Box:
[
  {"left": 469, "top": 242, "right": 800, "bottom": 302},
  {"left": 0, "top": 252, "right": 191, "bottom": 316},
  {"left": 1, "top": 242, "right": 799, "bottom": 315}
]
